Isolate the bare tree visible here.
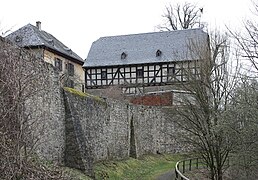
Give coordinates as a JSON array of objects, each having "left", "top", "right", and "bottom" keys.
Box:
[
  {"left": 60, "top": 71, "right": 83, "bottom": 91},
  {"left": 226, "top": 2, "right": 258, "bottom": 178},
  {"left": 0, "top": 23, "right": 12, "bottom": 36},
  {"left": 169, "top": 31, "right": 239, "bottom": 180},
  {"left": 0, "top": 37, "right": 66, "bottom": 179},
  {"left": 205, "top": 2, "right": 256, "bottom": 179},
  {"left": 158, "top": 2, "right": 203, "bottom": 31},
  {"left": 226, "top": 78, "right": 258, "bottom": 180},
  {"left": 229, "top": 1, "right": 258, "bottom": 74}
]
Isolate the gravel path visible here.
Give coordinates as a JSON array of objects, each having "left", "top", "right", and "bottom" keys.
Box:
[{"left": 155, "top": 170, "right": 175, "bottom": 180}]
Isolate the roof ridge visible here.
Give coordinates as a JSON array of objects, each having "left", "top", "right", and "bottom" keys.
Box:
[{"left": 99, "top": 28, "right": 205, "bottom": 40}]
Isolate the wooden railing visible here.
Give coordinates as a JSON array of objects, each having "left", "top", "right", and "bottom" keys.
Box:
[{"left": 175, "top": 157, "right": 206, "bottom": 180}]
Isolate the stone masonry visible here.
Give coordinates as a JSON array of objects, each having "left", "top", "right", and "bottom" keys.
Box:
[
  {"left": 63, "top": 89, "right": 184, "bottom": 176},
  {"left": 1, "top": 37, "right": 185, "bottom": 177}
]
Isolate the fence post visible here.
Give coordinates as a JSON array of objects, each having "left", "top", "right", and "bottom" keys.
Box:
[
  {"left": 175, "top": 157, "right": 206, "bottom": 180},
  {"left": 183, "top": 161, "right": 185, "bottom": 173}
]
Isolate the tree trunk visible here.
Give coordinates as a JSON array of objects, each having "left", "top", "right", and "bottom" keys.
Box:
[
  {"left": 217, "top": 166, "right": 223, "bottom": 180},
  {"left": 210, "top": 166, "right": 216, "bottom": 180}
]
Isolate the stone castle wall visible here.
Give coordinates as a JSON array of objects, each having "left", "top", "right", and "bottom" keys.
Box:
[
  {"left": 0, "top": 37, "right": 65, "bottom": 164},
  {"left": 63, "top": 89, "right": 184, "bottom": 176},
  {"left": 1, "top": 38, "right": 185, "bottom": 177},
  {"left": 25, "top": 68, "right": 66, "bottom": 164}
]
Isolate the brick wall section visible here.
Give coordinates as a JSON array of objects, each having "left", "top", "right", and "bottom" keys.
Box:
[{"left": 130, "top": 92, "right": 173, "bottom": 106}]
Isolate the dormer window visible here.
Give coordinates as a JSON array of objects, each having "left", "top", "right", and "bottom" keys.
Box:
[
  {"left": 156, "top": 50, "right": 162, "bottom": 57},
  {"left": 47, "top": 39, "right": 54, "bottom": 46},
  {"left": 64, "top": 47, "right": 72, "bottom": 54},
  {"left": 121, "top": 52, "right": 127, "bottom": 59},
  {"left": 15, "top": 36, "right": 22, "bottom": 43}
]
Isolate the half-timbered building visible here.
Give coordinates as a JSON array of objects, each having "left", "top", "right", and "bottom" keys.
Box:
[{"left": 83, "top": 28, "right": 209, "bottom": 98}]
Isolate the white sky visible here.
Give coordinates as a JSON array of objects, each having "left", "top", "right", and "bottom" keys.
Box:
[{"left": 0, "top": 0, "right": 253, "bottom": 59}]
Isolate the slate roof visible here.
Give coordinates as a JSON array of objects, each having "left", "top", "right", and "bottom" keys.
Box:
[
  {"left": 84, "top": 28, "right": 209, "bottom": 68},
  {"left": 6, "top": 23, "right": 84, "bottom": 64}
]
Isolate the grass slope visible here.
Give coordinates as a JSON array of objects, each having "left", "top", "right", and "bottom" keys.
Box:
[{"left": 94, "top": 154, "right": 184, "bottom": 180}]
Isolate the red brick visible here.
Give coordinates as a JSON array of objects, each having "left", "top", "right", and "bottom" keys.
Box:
[{"left": 130, "top": 92, "right": 173, "bottom": 106}]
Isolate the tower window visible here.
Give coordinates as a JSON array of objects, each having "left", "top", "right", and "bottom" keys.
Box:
[
  {"left": 156, "top": 50, "right": 162, "bottom": 57},
  {"left": 121, "top": 52, "right": 127, "bottom": 59}
]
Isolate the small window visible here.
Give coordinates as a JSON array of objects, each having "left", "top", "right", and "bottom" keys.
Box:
[
  {"left": 67, "top": 63, "right": 74, "bottom": 76},
  {"left": 156, "top": 50, "right": 162, "bottom": 57},
  {"left": 168, "top": 67, "right": 175, "bottom": 75},
  {"left": 54, "top": 58, "right": 62, "bottom": 71},
  {"left": 101, "top": 70, "right": 107, "bottom": 79},
  {"left": 121, "top": 52, "right": 127, "bottom": 59},
  {"left": 136, "top": 69, "right": 144, "bottom": 78}
]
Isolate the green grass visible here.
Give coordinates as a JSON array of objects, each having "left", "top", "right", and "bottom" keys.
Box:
[
  {"left": 36, "top": 153, "right": 188, "bottom": 179},
  {"left": 61, "top": 167, "right": 92, "bottom": 180},
  {"left": 63, "top": 87, "right": 105, "bottom": 103},
  {"left": 94, "top": 153, "right": 185, "bottom": 180}
]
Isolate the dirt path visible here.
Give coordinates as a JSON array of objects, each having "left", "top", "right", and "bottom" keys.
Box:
[{"left": 155, "top": 170, "right": 175, "bottom": 180}]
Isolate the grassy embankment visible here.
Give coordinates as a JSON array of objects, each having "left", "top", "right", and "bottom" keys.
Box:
[
  {"left": 62, "top": 88, "right": 186, "bottom": 179},
  {"left": 32, "top": 153, "right": 187, "bottom": 179},
  {"left": 92, "top": 153, "right": 184, "bottom": 180},
  {"left": 64, "top": 153, "right": 183, "bottom": 179}
]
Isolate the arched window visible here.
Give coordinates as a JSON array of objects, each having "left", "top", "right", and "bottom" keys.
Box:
[
  {"left": 156, "top": 50, "right": 162, "bottom": 57},
  {"left": 121, "top": 52, "right": 127, "bottom": 59}
]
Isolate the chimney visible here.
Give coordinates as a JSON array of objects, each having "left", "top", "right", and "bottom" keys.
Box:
[{"left": 36, "top": 21, "right": 41, "bottom": 30}]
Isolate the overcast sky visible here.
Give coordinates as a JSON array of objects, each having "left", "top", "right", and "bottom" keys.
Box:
[{"left": 0, "top": 0, "right": 253, "bottom": 59}]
